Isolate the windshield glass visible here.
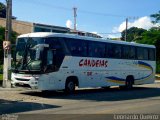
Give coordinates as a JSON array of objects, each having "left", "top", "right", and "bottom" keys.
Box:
[{"left": 14, "top": 37, "right": 45, "bottom": 72}]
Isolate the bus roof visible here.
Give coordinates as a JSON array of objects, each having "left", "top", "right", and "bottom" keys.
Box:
[{"left": 18, "top": 32, "right": 155, "bottom": 48}]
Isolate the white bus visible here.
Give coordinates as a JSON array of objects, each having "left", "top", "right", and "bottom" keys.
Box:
[{"left": 11, "top": 32, "right": 156, "bottom": 93}]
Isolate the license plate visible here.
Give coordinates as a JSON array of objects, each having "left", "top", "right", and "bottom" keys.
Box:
[{"left": 19, "top": 82, "right": 24, "bottom": 85}]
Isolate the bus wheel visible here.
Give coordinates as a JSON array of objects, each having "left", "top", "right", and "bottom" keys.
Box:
[
  {"left": 125, "top": 76, "right": 134, "bottom": 89},
  {"left": 65, "top": 80, "right": 75, "bottom": 94}
]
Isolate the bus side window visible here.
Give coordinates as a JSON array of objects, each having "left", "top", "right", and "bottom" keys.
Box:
[
  {"left": 130, "top": 47, "right": 136, "bottom": 59},
  {"left": 122, "top": 45, "right": 130, "bottom": 59},
  {"left": 137, "top": 47, "right": 142, "bottom": 60},
  {"left": 44, "top": 50, "right": 54, "bottom": 72},
  {"left": 47, "top": 50, "right": 53, "bottom": 65},
  {"left": 137, "top": 47, "right": 149, "bottom": 60},
  {"left": 114, "top": 45, "right": 121, "bottom": 59},
  {"left": 65, "top": 38, "right": 87, "bottom": 57},
  {"left": 143, "top": 48, "right": 149, "bottom": 60},
  {"left": 45, "top": 37, "right": 65, "bottom": 71},
  {"left": 149, "top": 48, "right": 155, "bottom": 61},
  {"left": 107, "top": 44, "right": 114, "bottom": 58},
  {"left": 88, "top": 42, "right": 105, "bottom": 58}
]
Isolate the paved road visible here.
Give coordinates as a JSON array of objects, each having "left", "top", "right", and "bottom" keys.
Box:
[{"left": 0, "top": 82, "right": 160, "bottom": 119}]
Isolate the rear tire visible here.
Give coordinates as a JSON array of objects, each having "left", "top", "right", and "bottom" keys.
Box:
[
  {"left": 119, "top": 76, "right": 134, "bottom": 90},
  {"left": 65, "top": 80, "right": 75, "bottom": 94},
  {"left": 125, "top": 76, "right": 134, "bottom": 89},
  {"left": 102, "top": 86, "right": 110, "bottom": 89}
]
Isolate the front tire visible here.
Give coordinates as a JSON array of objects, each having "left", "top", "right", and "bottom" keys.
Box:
[{"left": 65, "top": 80, "right": 75, "bottom": 94}]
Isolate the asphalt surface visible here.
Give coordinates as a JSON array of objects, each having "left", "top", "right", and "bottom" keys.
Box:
[{"left": 0, "top": 81, "right": 160, "bottom": 120}]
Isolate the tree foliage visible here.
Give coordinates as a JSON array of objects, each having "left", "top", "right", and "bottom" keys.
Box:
[
  {"left": 150, "top": 11, "right": 160, "bottom": 24},
  {"left": 0, "top": 26, "right": 18, "bottom": 64},
  {"left": 0, "top": 2, "right": 6, "bottom": 18},
  {"left": 121, "top": 11, "right": 160, "bottom": 73},
  {"left": 138, "top": 11, "right": 160, "bottom": 63},
  {"left": 0, "top": 2, "right": 16, "bottom": 19},
  {"left": 137, "top": 27, "right": 160, "bottom": 44},
  {"left": 0, "top": 26, "right": 5, "bottom": 64},
  {"left": 137, "top": 27, "right": 160, "bottom": 62},
  {"left": 121, "top": 27, "right": 146, "bottom": 42}
]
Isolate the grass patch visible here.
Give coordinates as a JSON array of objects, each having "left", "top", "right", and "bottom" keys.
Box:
[
  {"left": 0, "top": 74, "right": 3, "bottom": 81},
  {"left": 155, "top": 75, "right": 160, "bottom": 80}
]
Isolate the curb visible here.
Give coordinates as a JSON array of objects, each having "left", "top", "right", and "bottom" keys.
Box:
[
  {"left": 0, "top": 86, "right": 29, "bottom": 91},
  {"left": 155, "top": 80, "right": 160, "bottom": 83}
]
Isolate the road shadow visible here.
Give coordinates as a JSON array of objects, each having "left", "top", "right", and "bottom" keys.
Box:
[
  {"left": 0, "top": 99, "right": 61, "bottom": 115},
  {"left": 21, "top": 86, "right": 160, "bottom": 102}
]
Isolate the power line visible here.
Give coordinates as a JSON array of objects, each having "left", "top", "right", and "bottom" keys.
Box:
[
  {"left": 18, "top": 0, "right": 137, "bottom": 18},
  {"left": 79, "top": 10, "right": 126, "bottom": 18},
  {"left": 18, "top": 0, "right": 71, "bottom": 11}
]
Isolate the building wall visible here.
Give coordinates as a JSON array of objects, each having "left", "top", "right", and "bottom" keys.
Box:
[
  {"left": 0, "top": 18, "right": 33, "bottom": 34},
  {"left": 0, "top": 18, "right": 100, "bottom": 38},
  {"left": 33, "top": 23, "right": 70, "bottom": 33},
  {"left": 0, "top": 18, "right": 70, "bottom": 34}
]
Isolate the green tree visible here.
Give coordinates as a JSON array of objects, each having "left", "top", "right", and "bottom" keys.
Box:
[
  {"left": 150, "top": 11, "right": 160, "bottom": 24},
  {"left": 0, "top": 2, "right": 16, "bottom": 19},
  {"left": 0, "top": 26, "right": 18, "bottom": 64},
  {"left": 120, "top": 10, "right": 160, "bottom": 73},
  {"left": 0, "top": 2, "right": 6, "bottom": 18},
  {"left": 121, "top": 27, "right": 146, "bottom": 42},
  {"left": 150, "top": 11, "right": 160, "bottom": 73},
  {"left": 136, "top": 27, "right": 160, "bottom": 73},
  {"left": 137, "top": 27, "right": 160, "bottom": 59},
  {"left": 0, "top": 26, "right": 5, "bottom": 64}
]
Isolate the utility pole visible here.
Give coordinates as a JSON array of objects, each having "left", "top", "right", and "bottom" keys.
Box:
[
  {"left": 125, "top": 18, "right": 128, "bottom": 41},
  {"left": 3, "top": 0, "right": 12, "bottom": 88},
  {"left": 73, "top": 7, "right": 77, "bottom": 32}
]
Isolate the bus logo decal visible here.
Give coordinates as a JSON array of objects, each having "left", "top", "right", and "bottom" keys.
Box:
[
  {"left": 138, "top": 61, "right": 153, "bottom": 72},
  {"left": 106, "top": 61, "right": 154, "bottom": 84},
  {"left": 79, "top": 59, "right": 108, "bottom": 67}
]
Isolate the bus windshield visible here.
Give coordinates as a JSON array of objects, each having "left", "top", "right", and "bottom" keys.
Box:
[{"left": 14, "top": 37, "right": 46, "bottom": 72}]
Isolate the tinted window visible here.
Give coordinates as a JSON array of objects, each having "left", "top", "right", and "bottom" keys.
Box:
[
  {"left": 107, "top": 44, "right": 121, "bottom": 58},
  {"left": 106, "top": 44, "right": 113, "bottom": 58},
  {"left": 122, "top": 45, "right": 130, "bottom": 59},
  {"left": 114, "top": 45, "right": 121, "bottom": 58},
  {"left": 34, "top": 27, "right": 51, "bottom": 32},
  {"left": 130, "top": 47, "right": 136, "bottom": 59},
  {"left": 143, "top": 48, "right": 148, "bottom": 60},
  {"left": 137, "top": 47, "right": 144, "bottom": 60},
  {"left": 45, "top": 38, "right": 64, "bottom": 70},
  {"left": 137, "top": 47, "right": 149, "bottom": 60},
  {"left": 88, "top": 42, "right": 105, "bottom": 58},
  {"left": 65, "top": 38, "right": 87, "bottom": 57},
  {"left": 149, "top": 49, "right": 155, "bottom": 61},
  {"left": 45, "top": 38, "right": 64, "bottom": 52}
]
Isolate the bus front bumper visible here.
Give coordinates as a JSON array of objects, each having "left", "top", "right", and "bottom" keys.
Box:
[{"left": 11, "top": 73, "right": 39, "bottom": 89}]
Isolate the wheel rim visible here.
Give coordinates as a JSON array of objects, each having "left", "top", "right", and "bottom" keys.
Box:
[
  {"left": 68, "top": 81, "right": 74, "bottom": 91},
  {"left": 126, "top": 80, "right": 132, "bottom": 89}
]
